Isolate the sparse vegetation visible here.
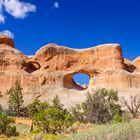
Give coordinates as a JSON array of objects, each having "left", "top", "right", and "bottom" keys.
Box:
[
  {"left": 1, "top": 81, "right": 140, "bottom": 139},
  {"left": 28, "top": 95, "right": 74, "bottom": 134},
  {"left": 0, "top": 114, "right": 18, "bottom": 137},
  {"left": 62, "top": 120, "right": 140, "bottom": 140},
  {"left": 71, "top": 104, "right": 85, "bottom": 123},
  {"left": 71, "top": 89, "right": 122, "bottom": 124},
  {"left": 83, "top": 89, "right": 122, "bottom": 123},
  {"left": 121, "top": 95, "right": 140, "bottom": 119}
]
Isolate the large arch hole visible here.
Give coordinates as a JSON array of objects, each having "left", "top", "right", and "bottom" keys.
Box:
[
  {"left": 63, "top": 70, "right": 94, "bottom": 90},
  {"left": 72, "top": 73, "right": 90, "bottom": 90},
  {"left": 73, "top": 73, "right": 90, "bottom": 88}
]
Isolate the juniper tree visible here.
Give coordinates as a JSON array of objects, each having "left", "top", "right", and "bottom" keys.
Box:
[
  {"left": 28, "top": 96, "right": 74, "bottom": 134},
  {"left": 7, "top": 80, "right": 24, "bottom": 116},
  {"left": 52, "top": 95, "right": 63, "bottom": 110},
  {"left": 82, "top": 88, "right": 122, "bottom": 123}
]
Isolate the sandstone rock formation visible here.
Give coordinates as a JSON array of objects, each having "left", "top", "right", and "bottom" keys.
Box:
[
  {"left": 0, "top": 35, "right": 140, "bottom": 108},
  {"left": 0, "top": 35, "right": 15, "bottom": 48}
]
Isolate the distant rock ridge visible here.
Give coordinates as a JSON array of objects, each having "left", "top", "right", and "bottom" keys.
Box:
[
  {"left": 0, "top": 35, "right": 140, "bottom": 108},
  {"left": 0, "top": 35, "right": 15, "bottom": 48}
]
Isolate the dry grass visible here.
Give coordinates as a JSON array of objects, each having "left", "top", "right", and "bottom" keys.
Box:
[
  {"left": 61, "top": 119, "right": 140, "bottom": 140},
  {"left": 1, "top": 118, "right": 140, "bottom": 140}
]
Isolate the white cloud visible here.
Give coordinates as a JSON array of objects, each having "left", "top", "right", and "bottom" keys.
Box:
[
  {"left": 0, "top": 14, "right": 5, "bottom": 23},
  {"left": 0, "top": 30, "right": 14, "bottom": 38},
  {"left": 0, "top": 0, "right": 36, "bottom": 23},
  {"left": 0, "top": 1, "right": 3, "bottom": 12},
  {"left": 0, "top": 1, "right": 5, "bottom": 23},
  {"left": 53, "top": 1, "right": 59, "bottom": 9},
  {"left": 4, "top": 0, "right": 36, "bottom": 18}
]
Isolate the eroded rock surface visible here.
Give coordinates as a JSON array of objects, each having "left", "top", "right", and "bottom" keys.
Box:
[{"left": 0, "top": 35, "right": 140, "bottom": 108}]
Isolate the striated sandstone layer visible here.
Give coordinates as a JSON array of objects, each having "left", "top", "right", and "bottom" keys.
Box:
[{"left": 0, "top": 35, "right": 140, "bottom": 108}]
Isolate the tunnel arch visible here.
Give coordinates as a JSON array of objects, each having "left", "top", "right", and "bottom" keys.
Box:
[
  {"left": 24, "top": 61, "right": 41, "bottom": 73},
  {"left": 63, "top": 69, "right": 97, "bottom": 90},
  {"left": 73, "top": 73, "right": 90, "bottom": 89}
]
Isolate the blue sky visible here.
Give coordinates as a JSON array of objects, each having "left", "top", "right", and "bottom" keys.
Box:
[
  {"left": 0, "top": 0, "right": 140, "bottom": 60},
  {"left": 73, "top": 73, "right": 90, "bottom": 85}
]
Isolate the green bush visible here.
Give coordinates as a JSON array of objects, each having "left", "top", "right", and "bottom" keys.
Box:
[
  {"left": 26, "top": 89, "right": 122, "bottom": 135},
  {"left": 5, "top": 125, "right": 17, "bottom": 137},
  {"left": 111, "top": 113, "right": 122, "bottom": 124},
  {"left": 71, "top": 104, "right": 85, "bottom": 123},
  {"left": 28, "top": 95, "right": 74, "bottom": 134},
  {"left": 71, "top": 89, "right": 122, "bottom": 124},
  {"left": 82, "top": 88, "right": 122, "bottom": 124},
  {"left": 0, "top": 114, "right": 18, "bottom": 137}
]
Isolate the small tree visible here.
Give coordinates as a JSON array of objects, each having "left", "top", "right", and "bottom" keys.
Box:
[
  {"left": 121, "top": 95, "right": 140, "bottom": 119},
  {"left": 7, "top": 80, "right": 24, "bottom": 116},
  {"left": 52, "top": 95, "right": 63, "bottom": 110},
  {"left": 27, "top": 99, "right": 49, "bottom": 132},
  {"left": 83, "top": 88, "right": 121, "bottom": 124},
  {"left": 28, "top": 96, "right": 74, "bottom": 134}
]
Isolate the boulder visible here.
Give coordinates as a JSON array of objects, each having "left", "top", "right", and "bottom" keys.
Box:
[{"left": 0, "top": 35, "right": 15, "bottom": 48}]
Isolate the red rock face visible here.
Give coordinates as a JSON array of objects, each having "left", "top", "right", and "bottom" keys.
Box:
[
  {"left": 0, "top": 35, "right": 27, "bottom": 71},
  {"left": 0, "top": 35, "right": 140, "bottom": 108},
  {"left": 33, "top": 43, "right": 125, "bottom": 71}
]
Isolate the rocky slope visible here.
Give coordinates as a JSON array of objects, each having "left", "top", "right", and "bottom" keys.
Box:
[{"left": 0, "top": 35, "right": 140, "bottom": 108}]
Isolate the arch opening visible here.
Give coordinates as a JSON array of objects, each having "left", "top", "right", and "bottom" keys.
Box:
[
  {"left": 72, "top": 73, "right": 90, "bottom": 89},
  {"left": 63, "top": 71, "right": 91, "bottom": 90},
  {"left": 25, "top": 61, "right": 41, "bottom": 73}
]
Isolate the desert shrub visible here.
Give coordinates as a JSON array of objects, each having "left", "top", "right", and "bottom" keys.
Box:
[
  {"left": 121, "top": 112, "right": 133, "bottom": 122},
  {"left": 29, "top": 131, "right": 60, "bottom": 140},
  {"left": 27, "top": 99, "right": 43, "bottom": 119},
  {"left": 34, "top": 107, "right": 72, "bottom": 134},
  {"left": 111, "top": 113, "right": 122, "bottom": 124},
  {"left": 0, "top": 113, "right": 18, "bottom": 136},
  {"left": 82, "top": 88, "right": 122, "bottom": 124},
  {"left": 71, "top": 104, "right": 85, "bottom": 123},
  {"left": 19, "top": 106, "right": 28, "bottom": 117},
  {"left": 28, "top": 95, "right": 74, "bottom": 134},
  {"left": 121, "top": 95, "right": 140, "bottom": 119},
  {"left": 70, "top": 88, "right": 122, "bottom": 124},
  {"left": 5, "top": 125, "right": 17, "bottom": 137},
  {"left": 27, "top": 99, "right": 49, "bottom": 132},
  {"left": 52, "top": 95, "right": 63, "bottom": 109},
  {"left": 0, "top": 92, "right": 3, "bottom": 114},
  {"left": 0, "top": 105, "right": 3, "bottom": 114},
  {"left": 7, "top": 80, "right": 25, "bottom": 117}
]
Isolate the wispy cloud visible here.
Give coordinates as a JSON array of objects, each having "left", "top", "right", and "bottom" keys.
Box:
[
  {"left": 0, "top": 0, "right": 5, "bottom": 23},
  {"left": 0, "top": 14, "right": 5, "bottom": 23},
  {"left": 0, "top": 0, "right": 36, "bottom": 23},
  {"left": 53, "top": 1, "right": 59, "bottom": 9},
  {"left": 4, "top": 0, "right": 36, "bottom": 18},
  {"left": 0, "top": 30, "right": 14, "bottom": 38}
]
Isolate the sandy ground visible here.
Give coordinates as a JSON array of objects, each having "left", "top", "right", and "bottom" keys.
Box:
[{"left": 15, "top": 117, "right": 32, "bottom": 126}]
